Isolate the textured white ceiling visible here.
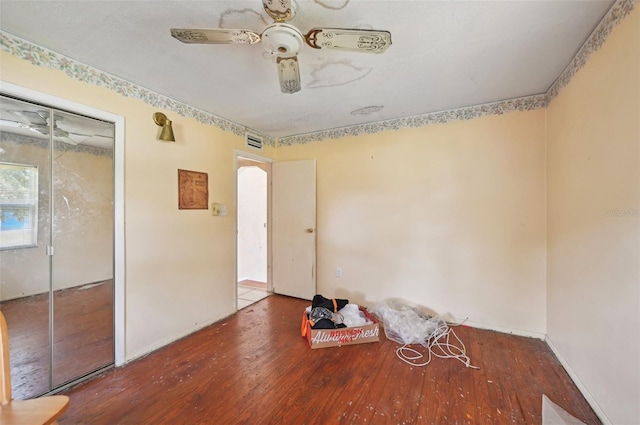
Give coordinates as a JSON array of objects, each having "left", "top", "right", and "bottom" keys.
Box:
[{"left": 0, "top": 1, "right": 615, "bottom": 139}]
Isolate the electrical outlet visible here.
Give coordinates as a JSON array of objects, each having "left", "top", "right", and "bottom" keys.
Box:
[{"left": 336, "top": 267, "right": 342, "bottom": 277}]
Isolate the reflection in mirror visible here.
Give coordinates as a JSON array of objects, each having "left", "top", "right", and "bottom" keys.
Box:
[
  {"left": 0, "top": 162, "right": 38, "bottom": 249},
  {"left": 1, "top": 96, "right": 53, "bottom": 398},
  {"left": 0, "top": 95, "right": 115, "bottom": 398},
  {"left": 51, "top": 108, "right": 115, "bottom": 388}
]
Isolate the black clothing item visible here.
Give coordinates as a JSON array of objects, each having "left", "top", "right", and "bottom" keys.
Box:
[
  {"left": 311, "top": 294, "right": 348, "bottom": 311},
  {"left": 310, "top": 294, "right": 349, "bottom": 329}
]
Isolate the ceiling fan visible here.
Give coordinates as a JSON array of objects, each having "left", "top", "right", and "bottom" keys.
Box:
[
  {"left": 1, "top": 110, "right": 112, "bottom": 145},
  {"left": 170, "top": 0, "right": 392, "bottom": 94}
]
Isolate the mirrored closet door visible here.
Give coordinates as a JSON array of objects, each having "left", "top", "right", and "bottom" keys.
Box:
[{"left": 0, "top": 95, "right": 115, "bottom": 399}]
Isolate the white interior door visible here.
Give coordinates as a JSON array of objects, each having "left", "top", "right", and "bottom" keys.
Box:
[{"left": 272, "top": 159, "right": 316, "bottom": 300}]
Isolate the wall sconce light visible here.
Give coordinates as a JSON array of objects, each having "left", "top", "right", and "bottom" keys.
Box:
[{"left": 153, "top": 112, "right": 175, "bottom": 142}]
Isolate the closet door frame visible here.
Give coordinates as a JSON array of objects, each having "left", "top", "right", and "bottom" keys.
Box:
[{"left": 0, "top": 81, "right": 125, "bottom": 366}]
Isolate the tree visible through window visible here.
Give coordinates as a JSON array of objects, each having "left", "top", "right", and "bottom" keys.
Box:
[{"left": 0, "top": 162, "right": 38, "bottom": 249}]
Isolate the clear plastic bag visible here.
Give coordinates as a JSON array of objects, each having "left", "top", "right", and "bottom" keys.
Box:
[
  {"left": 369, "top": 301, "right": 478, "bottom": 369},
  {"left": 369, "top": 302, "right": 447, "bottom": 346},
  {"left": 339, "top": 303, "right": 372, "bottom": 327},
  {"left": 309, "top": 307, "right": 343, "bottom": 325}
]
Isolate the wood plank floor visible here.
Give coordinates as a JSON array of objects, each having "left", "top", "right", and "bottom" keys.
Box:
[
  {"left": 238, "top": 279, "right": 267, "bottom": 290},
  {"left": 59, "top": 295, "right": 600, "bottom": 425}
]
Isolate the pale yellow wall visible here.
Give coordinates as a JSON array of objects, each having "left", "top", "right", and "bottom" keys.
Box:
[
  {"left": 2, "top": 7, "right": 638, "bottom": 421},
  {"left": 277, "top": 109, "right": 547, "bottom": 335},
  {"left": 0, "top": 51, "right": 276, "bottom": 361},
  {"left": 546, "top": 6, "right": 639, "bottom": 424}
]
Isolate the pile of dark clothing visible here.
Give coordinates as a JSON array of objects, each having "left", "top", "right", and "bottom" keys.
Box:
[{"left": 308, "top": 294, "right": 348, "bottom": 329}]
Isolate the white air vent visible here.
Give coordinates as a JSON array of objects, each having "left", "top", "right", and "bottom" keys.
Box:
[{"left": 245, "top": 132, "right": 263, "bottom": 150}]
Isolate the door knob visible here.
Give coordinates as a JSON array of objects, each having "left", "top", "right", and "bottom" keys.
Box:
[{"left": 306, "top": 228, "right": 314, "bottom": 233}]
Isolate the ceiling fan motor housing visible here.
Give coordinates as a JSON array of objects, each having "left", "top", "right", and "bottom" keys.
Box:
[{"left": 261, "top": 23, "right": 303, "bottom": 57}]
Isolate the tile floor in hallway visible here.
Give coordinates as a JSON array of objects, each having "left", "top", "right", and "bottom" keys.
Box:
[{"left": 238, "top": 284, "right": 270, "bottom": 310}]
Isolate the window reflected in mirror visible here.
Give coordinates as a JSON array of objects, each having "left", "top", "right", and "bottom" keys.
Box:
[{"left": 0, "top": 162, "right": 39, "bottom": 250}]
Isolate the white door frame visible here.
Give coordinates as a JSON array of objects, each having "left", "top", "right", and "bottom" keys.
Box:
[
  {"left": 0, "top": 81, "right": 126, "bottom": 366},
  {"left": 234, "top": 149, "right": 273, "bottom": 310}
]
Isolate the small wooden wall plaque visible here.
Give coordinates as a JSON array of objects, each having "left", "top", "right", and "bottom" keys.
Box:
[{"left": 178, "top": 169, "right": 208, "bottom": 210}]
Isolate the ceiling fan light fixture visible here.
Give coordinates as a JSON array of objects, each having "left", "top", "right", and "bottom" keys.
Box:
[
  {"left": 153, "top": 112, "right": 175, "bottom": 142},
  {"left": 261, "top": 23, "right": 303, "bottom": 57}
]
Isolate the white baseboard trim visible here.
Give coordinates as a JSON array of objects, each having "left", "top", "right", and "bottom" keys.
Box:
[
  {"left": 453, "top": 317, "right": 546, "bottom": 340},
  {"left": 545, "top": 336, "right": 611, "bottom": 425}
]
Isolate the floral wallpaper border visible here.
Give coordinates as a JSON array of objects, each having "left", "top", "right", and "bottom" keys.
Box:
[
  {"left": 546, "top": 0, "right": 637, "bottom": 101},
  {"left": 279, "top": 94, "right": 548, "bottom": 146},
  {"left": 0, "top": 32, "right": 276, "bottom": 148},
  {"left": 0, "top": 0, "right": 636, "bottom": 147},
  {"left": 281, "top": 0, "right": 637, "bottom": 146}
]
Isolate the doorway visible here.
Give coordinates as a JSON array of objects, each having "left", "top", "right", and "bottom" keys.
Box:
[
  {"left": 0, "top": 93, "right": 116, "bottom": 398},
  {"left": 236, "top": 156, "right": 271, "bottom": 309}
]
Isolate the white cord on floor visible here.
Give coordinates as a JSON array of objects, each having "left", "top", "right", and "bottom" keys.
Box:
[{"left": 395, "top": 322, "right": 479, "bottom": 369}]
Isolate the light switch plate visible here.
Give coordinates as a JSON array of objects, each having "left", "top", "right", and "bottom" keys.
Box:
[{"left": 211, "top": 203, "right": 227, "bottom": 216}]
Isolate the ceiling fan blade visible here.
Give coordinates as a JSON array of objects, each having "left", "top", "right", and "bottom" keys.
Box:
[
  {"left": 170, "top": 28, "right": 261, "bottom": 45},
  {"left": 8, "top": 110, "right": 48, "bottom": 126},
  {"left": 28, "top": 124, "right": 50, "bottom": 136},
  {"left": 54, "top": 127, "right": 70, "bottom": 138},
  {"left": 66, "top": 131, "right": 112, "bottom": 139},
  {"left": 304, "top": 28, "right": 392, "bottom": 54},
  {"left": 276, "top": 56, "right": 301, "bottom": 94},
  {"left": 0, "top": 119, "right": 30, "bottom": 130},
  {"left": 262, "top": 0, "right": 293, "bottom": 22}
]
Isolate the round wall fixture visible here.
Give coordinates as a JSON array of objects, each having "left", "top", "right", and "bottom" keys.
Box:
[{"left": 261, "top": 23, "right": 304, "bottom": 57}]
